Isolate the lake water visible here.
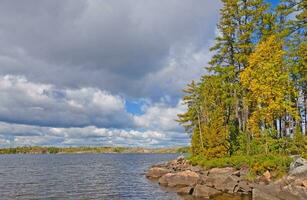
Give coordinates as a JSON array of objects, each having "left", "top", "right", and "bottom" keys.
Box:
[{"left": 0, "top": 154, "right": 250, "bottom": 200}]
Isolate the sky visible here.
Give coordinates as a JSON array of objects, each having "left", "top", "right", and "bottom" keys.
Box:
[{"left": 0, "top": 0, "right": 278, "bottom": 148}]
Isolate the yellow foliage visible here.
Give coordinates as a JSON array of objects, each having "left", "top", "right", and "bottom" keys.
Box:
[{"left": 241, "top": 35, "right": 298, "bottom": 135}]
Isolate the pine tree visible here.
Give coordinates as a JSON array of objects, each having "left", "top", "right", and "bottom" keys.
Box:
[{"left": 276, "top": 0, "right": 306, "bottom": 135}]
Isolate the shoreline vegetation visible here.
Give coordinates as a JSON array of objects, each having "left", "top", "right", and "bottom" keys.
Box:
[{"left": 0, "top": 146, "right": 189, "bottom": 154}]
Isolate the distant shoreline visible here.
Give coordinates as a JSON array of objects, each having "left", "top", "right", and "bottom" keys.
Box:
[{"left": 0, "top": 146, "right": 189, "bottom": 154}]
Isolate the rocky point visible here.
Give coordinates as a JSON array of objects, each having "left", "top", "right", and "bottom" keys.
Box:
[{"left": 146, "top": 156, "right": 307, "bottom": 200}]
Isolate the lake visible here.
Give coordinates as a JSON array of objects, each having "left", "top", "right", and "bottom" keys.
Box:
[{"left": 0, "top": 154, "right": 249, "bottom": 200}]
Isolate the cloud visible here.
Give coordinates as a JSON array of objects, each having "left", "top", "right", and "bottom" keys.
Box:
[
  {"left": 134, "top": 100, "right": 186, "bottom": 132},
  {"left": 0, "top": 75, "right": 133, "bottom": 128},
  {"left": 0, "top": 75, "right": 190, "bottom": 147},
  {"left": 142, "top": 42, "right": 214, "bottom": 100},
  {"left": 0, "top": 0, "right": 220, "bottom": 99},
  {"left": 0, "top": 122, "right": 189, "bottom": 147}
]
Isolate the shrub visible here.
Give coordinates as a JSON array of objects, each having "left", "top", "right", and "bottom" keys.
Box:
[{"left": 188, "top": 154, "right": 292, "bottom": 180}]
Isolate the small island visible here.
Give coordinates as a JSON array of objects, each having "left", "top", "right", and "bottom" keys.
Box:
[{"left": 147, "top": 0, "right": 306, "bottom": 199}]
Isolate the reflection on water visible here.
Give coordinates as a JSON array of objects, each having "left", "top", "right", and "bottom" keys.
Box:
[{"left": 0, "top": 154, "right": 250, "bottom": 200}]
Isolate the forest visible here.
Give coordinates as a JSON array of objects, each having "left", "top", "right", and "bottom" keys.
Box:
[{"left": 178, "top": 0, "right": 306, "bottom": 178}]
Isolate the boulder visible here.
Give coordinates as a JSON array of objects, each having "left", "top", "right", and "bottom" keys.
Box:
[
  {"left": 234, "top": 180, "right": 252, "bottom": 194},
  {"left": 209, "top": 167, "right": 236, "bottom": 175},
  {"left": 253, "top": 182, "right": 307, "bottom": 200},
  {"left": 303, "top": 180, "right": 307, "bottom": 188},
  {"left": 193, "top": 184, "right": 221, "bottom": 198},
  {"left": 176, "top": 186, "right": 194, "bottom": 195},
  {"left": 280, "top": 185, "right": 307, "bottom": 200},
  {"left": 289, "top": 157, "right": 307, "bottom": 176},
  {"left": 293, "top": 178, "right": 304, "bottom": 187},
  {"left": 222, "top": 176, "right": 240, "bottom": 193},
  {"left": 259, "top": 170, "right": 271, "bottom": 184},
  {"left": 158, "top": 170, "right": 199, "bottom": 187},
  {"left": 205, "top": 169, "right": 240, "bottom": 192},
  {"left": 203, "top": 176, "right": 216, "bottom": 188},
  {"left": 176, "top": 155, "right": 185, "bottom": 163},
  {"left": 146, "top": 167, "right": 171, "bottom": 179},
  {"left": 252, "top": 188, "right": 280, "bottom": 200},
  {"left": 188, "top": 166, "right": 203, "bottom": 173},
  {"left": 167, "top": 157, "right": 190, "bottom": 172},
  {"left": 158, "top": 173, "right": 172, "bottom": 186}
]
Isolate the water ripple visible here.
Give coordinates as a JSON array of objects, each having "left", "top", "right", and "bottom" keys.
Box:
[{"left": 0, "top": 154, "right": 181, "bottom": 200}]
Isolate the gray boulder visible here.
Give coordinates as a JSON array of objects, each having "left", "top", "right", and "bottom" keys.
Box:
[{"left": 289, "top": 157, "right": 307, "bottom": 176}]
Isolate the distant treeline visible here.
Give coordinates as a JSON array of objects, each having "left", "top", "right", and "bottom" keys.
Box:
[{"left": 0, "top": 146, "right": 190, "bottom": 154}]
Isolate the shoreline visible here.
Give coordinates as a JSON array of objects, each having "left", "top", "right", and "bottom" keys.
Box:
[
  {"left": 0, "top": 146, "right": 189, "bottom": 155},
  {"left": 146, "top": 156, "right": 307, "bottom": 200}
]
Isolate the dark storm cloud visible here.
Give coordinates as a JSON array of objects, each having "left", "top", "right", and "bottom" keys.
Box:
[{"left": 0, "top": 0, "right": 220, "bottom": 98}]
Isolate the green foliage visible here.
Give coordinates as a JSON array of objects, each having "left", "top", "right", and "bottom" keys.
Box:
[
  {"left": 178, "top": 0, "right": 306, "bottom": 178},
  {"left": 176, "top": 146, "right": 190, "bottom": 154},
  {"left": 47, "top": 147, "right": 59, "bottom": 154},
  {"left": 113, "top": 147, "right": 125, "bottom": 153},
  {"left": 189, "top": 154, "right": 292, "bottom": 179}
]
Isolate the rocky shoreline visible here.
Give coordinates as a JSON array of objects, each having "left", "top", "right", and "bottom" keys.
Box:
[{"left": 146, "top": 156, "right": 307, "bottom": 200}]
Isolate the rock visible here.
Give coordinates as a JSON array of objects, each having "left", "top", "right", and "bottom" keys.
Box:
[
  {"left": 261, "top": 170, "right": 271, "bottom": 183},
  {"left": 234, "top": 180, "right": 252, "bottom": 194},
  {"left": 146, "top": 167, "right": 171, "bottom": 179},
  {"left": 193, "top": 184, "right": 221, "bottom": 198},
  {"left": 222, "top": 176, "right": 240, "bottom": 193},
  {"left": 293, "top": 178, "right": 304, "bottom": 187},
  {"left": 209, "top": 175, "right": 240, "bottom": 192},
  {"left": 281, "top": 185, "right": 307, "bottom": 200},
  {"left": 253, "top": 182, "right": 307, "bottom": 200},
  {"left": 147, "top": 157, "right": 307, "bottom": 199},
  {"left": 166, "top": 157, "right": 191, "bottom": 172},
  {"left": 189, "top": 166, "right": 203, "bottom": 173},
  {"left": 289, "top": 157, "right": 307, "bottom": 176},
  {"left": 252, "top": 188, "right": 280, "bottom": 200},
  {"left": 209, "top": 167, "right": 236, "bottom": 175},
  {"left": 176, "top": 186, "right": 194, "bottom": 195},
  {"left": 204, "top": 176, "right": 216, "bottom": 188},
  {"left": 204, "top": 167, "right": 238, "bottom": 192},
  {"left": 176, "top": 155, "right": 185, "bottom": 163},
  {"left": 158, "top": 170, "right": 199, "bottom": 187},
  {"left": 158, "top": 173, "right": 172, "bottom": 186},
  {"left": 205, "top": 168, "right": 241, "bottom": 193}
]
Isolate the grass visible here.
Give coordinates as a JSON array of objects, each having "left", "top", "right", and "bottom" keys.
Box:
[{"left": 189, "top": 154, "right": 293, "bottom": 180}]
